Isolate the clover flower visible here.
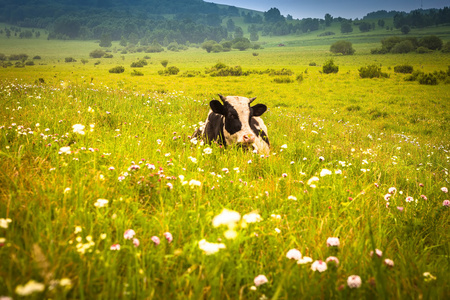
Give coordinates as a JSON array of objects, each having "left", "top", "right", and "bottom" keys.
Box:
[
  {"left": 72, "top": 124, "right": 85, "bottom": 135},
  {"left": 347, "top": 275, "right": 362, "bottom": 289},
  {"left": 15, "top": 280, "right": 45, "bottom": 296},
  {"left": 441, "top": 187, "right": 448, "bottom": 193},
  {"left": 253, "top": 275, "right": 268, "bottom": 287},
  {"left": 243, "top": 212, "right": 262, "bottom": 223},
  {"left": 320, "top": 169, "right": 332, "bottom": 177},
  {"left": 384, "top": 258, "right": 394, "bottom": 267},
  {"left": 94, "top": 198, "right": 108, "bottom": 208},
  {"left": 124, "top": 229, "right": 136, "bottom": 240},
  {"left": 198, "top": 239, "right": 226, "bottom": 255},
  {"left": 325, "top": 256, "right": 339, "bottom": 266},
  {"left": 151, "top": 236, "right": 160, "bottom": 245},
  {"left": 163, "top": 232, "right": 173, "bottom": 243},
  {"left": 311, "top": 260, "right": 327, "bottom": 272},
  {"left": 443, "top": 200, "right": 449, "bottom": 207},
  {"left": 212, "top": 209, "right": 241, "bottom": 228},
  {"left": 286, "top": 248, "right": 302, "bottom": 261},
  {"left": 297, "top": 256, "right": 313, "bottom": 264},
  {"left": 110, "top": 244, "right": 120, "bottom": 250},
  {"left": 326, "top": 237, "right": 340, "bottom": 247},
  {"left": 0, "top": 218, "right": 12, "bottom": 229}
]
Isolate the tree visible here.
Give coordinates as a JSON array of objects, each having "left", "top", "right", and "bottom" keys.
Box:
[
  {"left": 358, "top": 22, "right": 371, "bottom": 32},
  {"left": 202, "top": 40, "right": 218, "bottom": 53},
  {"left": 264, "top": 8, "right": 284, "bottom": 23},
  {"left": 226, "top": 19, "right": 235, "bottom": 32},
  {"left": 419, "top": 35, "right": 443, "bottom": 50},
  {"left": 330, "top": 40, "right": 355, "bottom": 55},
  {"left": 232, "top": 37, "right": 251, "bottom": 51},
  {"left": 161, "top": 60, "right": 168, "bottom": 68},
  {"left": 340, "top": 21, "right": 353, "bottom": 34},
  {"left": 99, "top": 33, "right": 112, "bottom": 47},
  {"left": 378, "top": 19, "right": 385, "bottom": 28},
  {"left": 325, "top": 13, "right": 333, "bottom": 27},
  {"left": 250, "top": 31, "right": 259, "bottom": 42},
  {"left": 120, "top": 36, "right": 127, "bottom": 47},
  {"left": 401, "top": 25, "right": 411, "bottom": 35},
  {"left": 234, "top": 27, "right": 244, "bottom": 39}
]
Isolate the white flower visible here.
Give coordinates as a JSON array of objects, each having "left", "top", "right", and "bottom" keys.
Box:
[
  {"left": 441, "top": 187, "right": 448, "bottom": 193},
  {"left": 288, "top": 195, "right": 297, "bottom": 201},
  {"left": 198, "top": 239, "right": 226, "bottom": 255},
  {"left": 242, "top": 212, "right": 262, "bottom": 223},
  {"left": 203, "top": 147, "right": 212, "bottom": 154},
  {"left": 370, "top": 248, "right": 383, "bottom": 257},
  {"left": 307, "top": 176, "right": 319, "bottom": 186},
  {"left": 297, "top": 256, "right": 313, "bottom": 264},
  {"left": 15, "top": 280, "right": 45, "bottom": 296},
  {"left": 94, "top": 198, "right": 108, "bottom": 208},
  {"left": 189, "top": 179, "right": 201, "bottom": 187},
  {"left": 123, "top": 229, "right": 136, "bottom": 240},
  {"left": 325, "top": 256, "right": 339, "bottom": 266},
  {"left": 311, "top": 260, "right": 327, "bottom": 272},
  {"left": 384, "top": 258, "right": 394, "bottom": 267},
  {"left": 388, "top": 187, "right": 397, "bottom": 195},
  {"left": 59, "top": 146, "right": 71, "bottom": 154},
  {"left": 72, "top": 124, "right": 85, "bottom": 135},
  {"left": 74, "top": 226, "right": 82, "bottom": 234},
  {"left": 281, "top": 144, "right": 287, "bottom": 149},
  {"left": 188, "top": 156, "right": 197, "bottom": 163},
  {"left": 253, "top": 275, "right": 268, "bottom": 287},
  {"left": 224, "top": 229, "right": 238, "bottom": 239},
  {"left": 320, "top": 169, "right": 332, "bottom": 177},
  {"left": 213, "top": 209, "right": 241, "bottom": 228},
  {"left": 326, "top": 237, "right": 340, "bottom": 247},
  {"left": 286, "top": 249, "right": 302, "bottom": 260},
  {"left": 0, "top": 218, "right": 12, "bottom": 229},
  {"left": 347, "top": 275, "right": 362, "bottom": 288}
]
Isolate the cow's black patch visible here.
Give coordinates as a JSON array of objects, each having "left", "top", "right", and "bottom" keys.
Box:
[
  {"left": 251, "top": 118, "right": 270, "bottom": 146},
  {"left": 210, "top": 100, "right": 243, "bottom": 136},
  {"left": 204, "top": 112, "right": 226, "bottom": 145}
]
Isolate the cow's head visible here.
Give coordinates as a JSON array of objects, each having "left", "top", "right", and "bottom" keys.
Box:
[{"left": 210, "top": 94, "right": 267, "bottom": 146}]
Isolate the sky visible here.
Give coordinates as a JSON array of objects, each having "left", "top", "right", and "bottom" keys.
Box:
[{"left": 210, "top": 0, "right": 449, "bottom": 19}]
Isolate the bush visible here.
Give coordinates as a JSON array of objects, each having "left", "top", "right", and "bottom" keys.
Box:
[
  {"left": 131, "top": 69, "right": 144, "bottom": 76},
  {"left": 9, "top": 53, "right": 28, "bottom": 61},
  {"left": 0, "top": 53, "right": 6, "bottom": 61},
  {"left": 211, "top": 44, "right": 223, "bottom": 53},
  {"left": 252, "top": 52, "right": 259, "bottom": 56},
  {"left": 390, "top": 40, "right": 414, "bottom": 54},
  {"left": 103, "top": 54, "right": 113, "bottom": 58},
  {"left": 25, "top": 60, "right": 35, "bottom": 66},
  {"left": 416, "top": 46, "right": 432, "bottom": 54},
  {"left": 33, "top": 55, "right": 41, "bottom": 60},
  {"left": 394, "top": 65, "right": 413, "bottom": 74},
  {"left": 202, "top": 40, "right": 218, "bottom": 53},
  {"left": 404, "top": 70, "right": 424, "bottom": 81},
  {"left": 131, "top": 60, "right": 147, "bottom": 68},
  {"left": 442, "top": 41, "right": 450, "bottom": 53},
  {"left": 161, "top": 60, "right": 168, "bottom": 68},
  {"left": 330, "top": 40, "right": 355, "bottom": 55},
  {"left": 323, "top": 59, "right": 338, "bottom": 74},
  {"left": 359, "top": 64, "right": 389, "bottom": 78},
  {"left": 109, "top": 66, "right": 125, "bottom": 73},
  {"left": 158, "top": 66, "right": 180, "bottom": 75},
  {"left": 205, "top": 63, "right": 243, "bottom": 77},
  {"left": 296, "top": 74, "right": 304, "bottom": 83},
  {"left": 273, "top": 77, "right": 294, "bottom": 83},
  {"left": 419, "top": 35, "right": 443, "bottom": 50},
  {"left": 65, "top": 57, "right": 76, "bottom": 63},
  {"left": 90, "top": 49, "right": 106, "bottom": 58},
  {"left": 418, "top": 73, "right": 438, "bottom": 85},
  {"left": 269, "top": 68, "right": 293, "bottom": 76}
]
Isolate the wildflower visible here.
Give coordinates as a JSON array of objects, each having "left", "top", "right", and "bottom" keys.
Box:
[
  {"left": 397, "top": 206, "right": 404, "bottom": 212},
  {"left": 163, "top": 232, "right": 173, "bottom": 243},
  {"left": 306, "top": 176, "right": 319, "bottom": 186},
  {"left": 319, "top": 156, "right": 325, "bottom": 161},
  {"left": 325, "top": 256, "right": 339, "bottom": 266},
  {"left": 221, "top": 168, "right": 229, "bottom": 173},
  {"left": 347, "top": 275, "right": 362, "bottom": 289},
  {"left": 311, "top": 260, "right": 327, "bottom": 272},
  {"left": 224, "top": 229, "right": 238, "bottom": 239},
  {"left": 203, "top": 147, "right": 212, "bottom": 154},
  {"left": 281, "top": 173, "right": 287, "bottom": 178},
  {"left": 0, "top": 218, "right": 12, "bottom": 229},
  {"left": 213, "top": 209, "right": 241, "bottom": 228},
  {"left": 189, "top": 179, "right": 201, "bottom": 187},
  {"left": 128, "top": 164, "right": 140, "bottom": 171},
  {"left": 374, "top": 183, "right": 379, "bottom": 188},
  {"left": 88, "top": 106, "right": 94, "bottom": 113},
  {"left": 384, "top": 194, "right": 391, "bottom": 201},
  {"left": 242, "top": 212, "right": 262, "bottom": 223},
  {"left": 151, "top": 236, "right": 160, "bottom": 245},
  {"left": 423, "top": 272, "right": 436, "bottom": 282},
  {"left": 110, "top": 244, "right": 120, "bottom": 250},
  {"left": 441, "top": 187, "right": 448, "bottom": 193},
  {"left": 274, "top": 228, "right": 281, "bottom": 233},
  {"left": 72, "top": 124, "right": 85, "bottom": 135},
  {"left": 166, "top": 183, "right": 173, "bottom": 190},
  {"left": 443, "top": 200, "right": 450, "bottom": 207},
  {"left": 94, "top": 198, "right": 108, "bottom": 208},
  {"left": 405, "top": 196, "right": 414, "bottom": 203},
  {"left": 100, "top": 233, "right": 107, "bottom": 240},
  {"left": 59, "top": 146, "right": 71, "bottom": 154},
  {"left": 133, "top": 238, "right": 140, "bottom": 247},
  {"left": 335, "top": 169, "right": 342, "bottom": 175},
  {"left": 388, "top": 187, "right": 397, "bottom": 195},
  {"left": 15, "top": 280, "right": 45, "bottom": 296},
  {"left": 124, "top": 229, "right": 136, "bottom": 240},
  {"left": 59, "top": 278, "right": 72, "bottom": 288},
  {"left": 384, "top": 258, "right": 394, "bottom": 267},
  {"left": 288, "top": 195, "right": 297, "bottom": 201},
  {"left": 320, "top": 169, "right": 332, "bottom": 177},
  {"left": 118, "top": 175, "right": 125, "bottom": 182},
  {"left": 198, "top": 239, "right": 226, "bottom": 255},
  {"left": 253, "top": 275, "right": 268, "bottom": 287},
  {"left": 297, "top": 256, "right": 313, "bottom": 264},
  {"left": 286, "top": 248, "right": 302, "bottom": 261},
  {"left": 74, "top": 226, "right": 82, "bottom": 234},
  {"left": 147, "top": 163, "right": 155, "bottom": 170},
  {"left": 370, "top": 249, "right": 383, "bottom": 257},
  {"left": 326, "top": 237, "right": 340, "bottom": 247},
  {"left": 64, "top": 187, "right": 71, "bottom": 194},
  {"left": 281, "top": 144, "right": 287, "bottom": 149}
]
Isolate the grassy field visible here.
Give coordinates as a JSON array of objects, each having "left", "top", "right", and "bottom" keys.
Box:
[{"left": 0, "top": 24, "right": 450, "bottom": 299}]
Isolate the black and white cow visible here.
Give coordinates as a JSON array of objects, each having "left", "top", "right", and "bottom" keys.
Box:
[{"left": 193, "top": 94, "right": 270, "bottom": 154}]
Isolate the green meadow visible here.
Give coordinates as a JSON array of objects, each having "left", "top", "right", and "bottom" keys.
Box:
[{"left": 0, "top": 23, "right": 450, "bottom": 299}]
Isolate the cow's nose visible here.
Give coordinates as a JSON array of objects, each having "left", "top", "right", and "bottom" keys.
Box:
[{"left": 243, "top": 133, "right": 255, "bottom": 143}]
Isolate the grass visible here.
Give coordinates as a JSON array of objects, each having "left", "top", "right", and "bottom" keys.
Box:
[{"left": 0, "top": 24, "right": 450, "bottom": 299}]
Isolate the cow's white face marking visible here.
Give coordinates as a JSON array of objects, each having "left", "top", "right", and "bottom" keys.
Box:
[{"left": 223, "top": 96, "right": 255, "bottom": 145}]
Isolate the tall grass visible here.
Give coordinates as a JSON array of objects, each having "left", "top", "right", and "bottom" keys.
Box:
[{"left": 0, "top": 37, "right": 449, "bottom": 299}]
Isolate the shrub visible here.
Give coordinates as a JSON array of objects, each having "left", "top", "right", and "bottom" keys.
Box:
[
  {"left": 330, "top": 40, "right": 355, "bottom": 55},
  {"left": 9, "top": 53, "right": 28, "bottom": 61},
  {"left": 390, "top": 40, "right": 414, "bottom": 54},
  {"left": 109, "top": 66, "right": 125, "bottom": 73},
  {"left": 394, "top": 65, "right": 413, "bottom": 74},
  {"left": 103, "top": 54, "right": 113, "bottom": 58},
  {"left": 211, "top": 44, "right": 223, "bottom": 53},
  {"left": 180, "top": 70, "right": 202, "bottom": 77},
  {"left": 131, "top": 60, "right": 147, "bottom": 68},
  {"left": 25, "top": 60, "right": 35, "bottom": 66},
  {"left": 252, "top": 52, "right": 259, "bottom": 56},
  {"left": 0, "top": 53, "right": 6, "bottom": 61},
  {"left": 90, "top": 49, "right": 106, "bottom": 58},
  {"left": 202, "top": 40, "right": 218, "bottom": 53},
  {"left": 404, "top": 70, "right": 424, "bottom": 81},
  {"left": 161, "top": 60, "right": 168, "bottom": 68},
  {"left": 159, "top": 66, "right": 180, "bottom": 75},
  {"left": 359, "top": 64, "right": 389, "bottom": 78},
  {"left": 419, "top": 35, "right": 443, "bottom": 50},
  {"left": 269, "top": 68, "right": 293, "bottom": 76},
  {"left": 309, "top": 62, "right": 317, "bottom": 66},
  {"left": 205, "top": 63, "right": 243, "bottom": 77},
  {"left": 131, "top": 69, "right": 144, "bottom": 76},
  {"left": 442, "top": 41, "right": 450, "bottom": 53},
  {"left": 81, "top": 59, "right": 89, "bottom": 65},
  {"left": 323, "top": 59, "right": 338, "bottom": 74},
  {"left": 418, "top": 73, "right": 438, "bottom": 85},
  {"left": 33, "top": 55, "right": 41, "bottom": 60},
  {"left": 416, "top": 46, "right": 432, "bottom": 54},
  {"left": 296, "top": 74, "right": 304, "bottom": 83},
  {"left": 273, "top": 77, "right": 294, "bottom": 83},
  {"left": 65, "top": 57, "right": 76, "bottom": 63}
]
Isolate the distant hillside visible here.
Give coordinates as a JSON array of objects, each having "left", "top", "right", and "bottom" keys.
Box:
[{"left": 0, "top": 0, "right": 448, "bottom": 47}]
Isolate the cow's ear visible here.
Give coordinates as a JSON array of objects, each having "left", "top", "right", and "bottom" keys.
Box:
[
  {"left": 210, "top": 100, "right": 226, "bottom": 115},
  {"left": 252, "top": 104, "right": 267, "bottom": 116}
]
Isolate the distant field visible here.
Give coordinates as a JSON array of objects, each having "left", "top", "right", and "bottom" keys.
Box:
[{"left": 0, "top": 23, "right": 449, "bottom": 299}]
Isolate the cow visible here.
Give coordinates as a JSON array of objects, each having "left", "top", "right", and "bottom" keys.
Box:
[{"left": 192, "top": 94, "right": 270, "bottom": 154}]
